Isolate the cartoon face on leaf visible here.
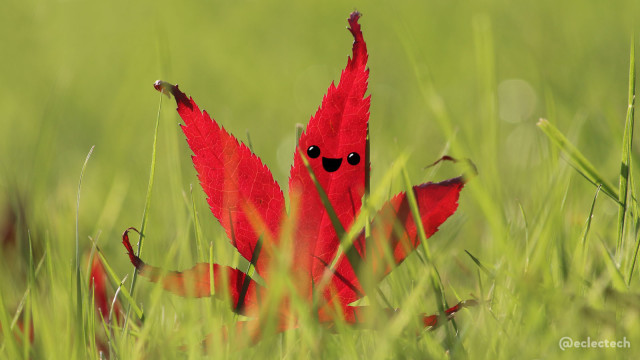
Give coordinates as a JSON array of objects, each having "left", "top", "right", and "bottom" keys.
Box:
[
  {"left": 306, "top": 145, "right": 361, "bottom": 172},
  {"left": 126, "top": 12, "right": 471, "bottom": 340}
]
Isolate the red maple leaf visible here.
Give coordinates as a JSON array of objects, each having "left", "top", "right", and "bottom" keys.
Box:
[{"left": 122, "top": 11, "right": 472, "bottom": 340}]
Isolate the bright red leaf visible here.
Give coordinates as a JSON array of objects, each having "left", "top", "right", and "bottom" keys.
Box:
[{"left": 124, "top": 11, "right": 470, "bottom": 338}]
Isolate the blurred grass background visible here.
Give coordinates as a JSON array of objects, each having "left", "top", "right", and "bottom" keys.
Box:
[{"left": 1, "top": 0, "right": 639, "bottom": 358}]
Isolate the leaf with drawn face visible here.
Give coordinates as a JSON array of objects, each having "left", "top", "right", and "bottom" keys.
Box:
[
  {"left": 122, "top": 11, "right": 470, "bottom": 340},
  {"left": 288, "top": 12, "right": 370, "bottom": 306}
]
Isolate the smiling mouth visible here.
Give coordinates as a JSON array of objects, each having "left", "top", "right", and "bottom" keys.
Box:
[{"left": 322, "top": 157, "right": 343, "bottom": 172}]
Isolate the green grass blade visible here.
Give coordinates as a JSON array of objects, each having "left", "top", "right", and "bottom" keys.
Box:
[
  {"left": 124, "top": 91, "right": 162, "bottom": 332},
  {"left": 297, "top": 149, "right": 360, "bottom": 273},
  {"left": 626, "top": 37, "right": 637, "bottom": 136},
  {"left": 400, "top": 168, "right": 445, "bottom": 312},
  {"left": 537, "top": 118, "right": 618, "bottom": 200},
  {"left": 8, "top": 253, "right": 45, "bottom": 332},
  {"left": 75, "top": 145, "right": 94, "bottom": 358},
  {"left": 45, "top": 232, "right": 55, "bottom": 302},
  {"left": 99, "top": 312, "right": 118, "bottom": 360},
  {"left": 400, "top": 169, "right": 433, "bottom": 263},
  {"left": 131, "top": 95, "right": 161, "bottom": 283},
  {"left": 517, "top": 201, "right": 530, "bottom": 272},
  {"left": 598, "top": 239, "right": 627, "bottom": 290},
  {"left": 209, "top": 242, "right": 215, "bottom": 297},
  {"left": 404, "top": 164, "right": 468, "bottom": 352},
  {"left": 295, "top": 123, "right": 304, "bottom": 147},
  {"left": 629, "top": 231, "right": 640, "bottom": 285},
  {"left": 464, "top": 250, "right": 494, "bottom": 278},
  {"left": 245, "top": 129, "right": 254, "bottom": 152},
  {"left": 310, "top": 153, "right": 409, "bottom": 309},
  {"left": 400, "top": 166, "right": 460, "bottom": 348},
  {"left": 364, "top": 125, "right": 371, "bottom": 239},
  {"left": 106, "top": 278, "right": 126, "bottom": 359},
  {"left": 87, "top": 290, "right": 97, "bottom": 358},
  {"left": 617, "top": 38, "right": 636, "bottom": 256},
  {"left": 189, "top": 184, "right": 204, "bottom": 262},
  {"left": 0, "top": 288, "right": 20, "bottom": 358},
  {"left": 236, "top": 236, "right": 262, "bottom": 314},
  {"left": 581, "top": 185, "right": 601, "bottom": 257},
  {"left": 94, "top": 248, "right": 144, "bottom": 321}
]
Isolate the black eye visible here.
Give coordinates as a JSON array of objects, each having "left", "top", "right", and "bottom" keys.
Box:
[
  {"left": 347, "top": 152, "right": 360, "bottom": 165},
  {"left": 307, "top": 145, "right": 320, "bottom": 159}
]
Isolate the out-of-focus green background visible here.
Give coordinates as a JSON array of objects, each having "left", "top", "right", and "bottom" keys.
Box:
[{"left": 1, "top": 0, "right": 639, "bottom": 358}]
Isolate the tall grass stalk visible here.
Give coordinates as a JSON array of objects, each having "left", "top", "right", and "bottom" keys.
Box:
[
  {"left": 75, "top": 145, "right": 94, "bottom": 358},
  {"left": 618, "top": 38, "right": 636, "bottom": 258},
  {"left": 122, "top": 91, "right": 163, "bottom": 336}
]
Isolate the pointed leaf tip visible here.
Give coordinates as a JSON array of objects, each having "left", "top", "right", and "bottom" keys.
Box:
[
  {"left": 348, "top": 11, "right": 361, "bottom": 26},
  {"left": 348, "top": 12, "right": 362, "bottom": 35},
  {"left": 122, "top": 227, "right": 144, "bottom": 269}
]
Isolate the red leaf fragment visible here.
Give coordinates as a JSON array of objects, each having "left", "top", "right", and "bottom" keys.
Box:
[
  {"left": 89, "top": 255, "right": 114, "bottom": 321},
  {"left": 317, "top": 299, "right": 477, "bottom": 329},
  {"left": 122, "top": 228, "right": 263, "bottom": 315},
  {"left": 422, "top": 300, "right": 478, "bottom": 328}
]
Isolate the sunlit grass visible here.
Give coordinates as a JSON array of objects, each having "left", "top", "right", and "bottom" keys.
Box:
[{"left": 1, "top": 0, "right": 640, "bottom": 358}]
